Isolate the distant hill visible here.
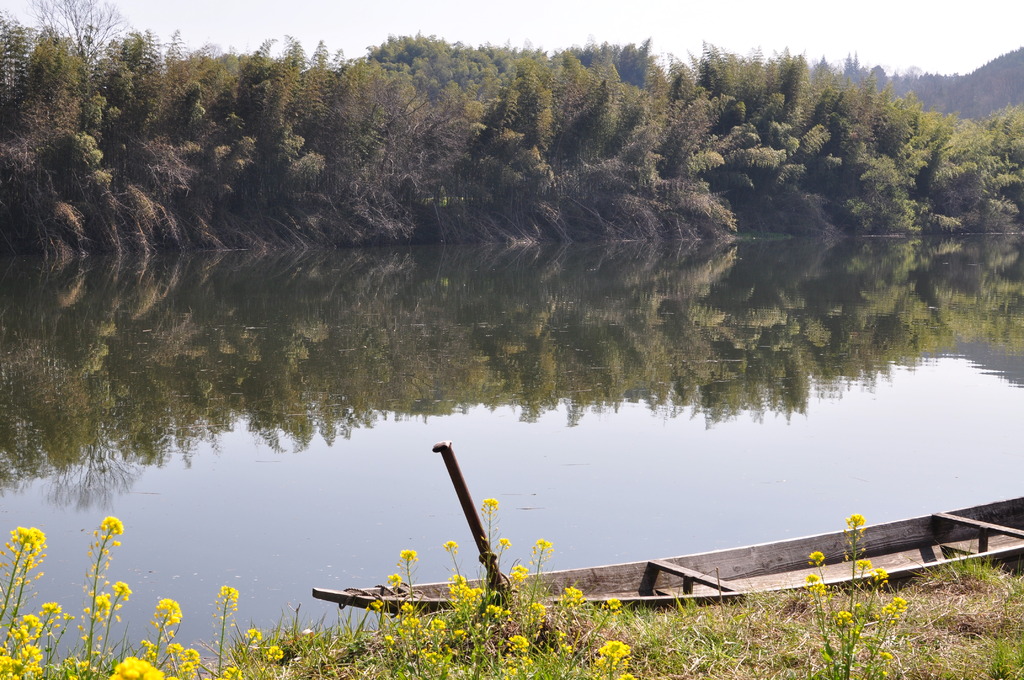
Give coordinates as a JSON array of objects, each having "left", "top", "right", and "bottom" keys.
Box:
[
  {"left": 884, "top": 48, "right": 1024, "bottom": 118},
  {"left": 370, "top": 38, "right": 1024, "bottom": 119}
]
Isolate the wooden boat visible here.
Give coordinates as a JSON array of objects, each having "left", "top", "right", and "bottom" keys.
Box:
[{"left": 313, "top": 495, "right": 1024, "bottom": 613}]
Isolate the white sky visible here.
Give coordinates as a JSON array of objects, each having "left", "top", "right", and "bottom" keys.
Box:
[{"left": 8, "top": 0, "right": 1022, "bottom": 76}]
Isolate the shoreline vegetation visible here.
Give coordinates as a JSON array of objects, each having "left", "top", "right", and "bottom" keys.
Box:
[
  {"left": 6, "top": 509, "right": 1024, "bottom": 679},
  {"left": 1, "top": 12, "right": 1024, "bottom": 258}
]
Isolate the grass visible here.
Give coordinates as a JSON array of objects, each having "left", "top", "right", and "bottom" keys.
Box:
[
  {"left": 288, "top": 562, "right": 1024, "bottom": 679},
  {"left": 6, "top": 511, "right": 1024, "bottom": 679}
]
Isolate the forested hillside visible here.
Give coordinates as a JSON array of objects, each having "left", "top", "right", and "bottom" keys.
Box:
[
  {"left": 2, "top": 12, "right": 1024, "bottom": 257},
  {"left": 880, "top": 48, "right": 1024, "bottom": 119}
]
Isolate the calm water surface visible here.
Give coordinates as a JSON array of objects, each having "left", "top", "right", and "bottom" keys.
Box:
[{"left": 2, "top": 237, "right": 1024, "bottom": 644}]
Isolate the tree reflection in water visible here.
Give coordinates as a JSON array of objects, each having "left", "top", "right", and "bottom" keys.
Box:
[{"left": 1, "top": 236, "right": 1023, "bottom": 507}]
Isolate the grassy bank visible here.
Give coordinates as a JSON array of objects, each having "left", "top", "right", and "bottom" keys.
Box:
[
  {"left": 5, "top": 510, "right": 1024, "bottom": 679},
  {"left": 295, "top": 563, "right": 1024, "bottom": 679}
]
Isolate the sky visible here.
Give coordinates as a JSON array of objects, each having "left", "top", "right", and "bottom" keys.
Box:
[{"left": 8, "top": 0, "right": 1022, "bottom": 76}]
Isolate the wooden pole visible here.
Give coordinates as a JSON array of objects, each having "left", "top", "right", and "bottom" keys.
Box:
[{"left": 432, "top": 440, "right": 504, "bottom": 593}]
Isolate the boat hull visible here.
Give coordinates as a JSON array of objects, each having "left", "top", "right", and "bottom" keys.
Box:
[{"left": 313, "top": 496, "right": 1024, "bottom": 612}]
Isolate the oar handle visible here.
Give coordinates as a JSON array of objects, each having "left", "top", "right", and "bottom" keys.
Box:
[{"left": 432, "top": 440, "right": 504, "bottom": 592}]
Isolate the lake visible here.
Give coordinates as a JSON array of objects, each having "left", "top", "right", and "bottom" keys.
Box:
[{"left": 2, "top": 236, "right": 1024, "bottom": 645}]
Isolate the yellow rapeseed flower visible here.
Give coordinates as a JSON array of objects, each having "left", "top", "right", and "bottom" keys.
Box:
[
  {"left": 872, "top": 567, "right": 889, "bottom": 585},
  {"left": 18, "top": 644, "right": 43, "bottom": 670},
  {"left": 808, "top": 551, "right": 825, "bottom": 566},
  {"left": 398, "top": 615, "right": 421, "bottom": 632},
  {"left": 804, "top": 573, "right": 827, "bottom": 596},
  {"left": 179, "top": 648, "right": 201, "bottom": 677},
  {"left": 21, "top": 613, "right": 42, "bottom": 633},
  {"left": 599, "top": 640, "right": 631, "bottom": 658},
  {"left": 399, "top": 549, "right": 418, "bottom": 563},
  {"left": 113, "top": 582, "right": 132, "bottom": 601},
  {"left": 482, "top": 498, "right": 499, "bottom": 513},
  {"left": 94, "top": 593, "right": 112, "bottom": 616},
  {"left": 595, "top": 640, "right": 631, "bottom": 669},
  {"left": 100, "top": 517, "right": 125, "bottom": 537},
  {"left": 265, "top": 645, "right": 284, "bottom": 663},
  {"left": 443, "top": 540, "right": 458, "bottom": 554},
  {"left": 11, "top": 526, "right": 47, "bottom": 552},
  {"left": 448, "top": 575, "right": 484, "bottom": 605},
  {"left": 0, "top": 656, "right": 18, "bottom": 677},
  {"left": 835, "top": 610, "right": 855, "bottom": 626},
  {"left": 507, "top": 635, "right": 529, "bottom": 655},
  {"left": 5, "top": 527, "right": 47, "bottom": 574},
  {"left": 387, "top": 573, "right": 403, "bottom": 589},
  {"left": 560, "top": 586, "right": 585, "bottom": 608},
  {"left": 154, "top": 599, "right": 183, "bottom": 627},
  {"left": 855, "top": 558, "right": 873, "bottom": 572},
  {"left": 139, "top": 639, "right": 157, "bottom": 661},
  {"left": 10, "top": 623, "right": 34, "bottom": 646},
  {"left": 247, "top": 628, "right": 263, "bottom": 643},
  {"left": 846, "top": 514, "right": 866, "bottom": 531},
  {"left": 217, "top": 586, "right": 239, "bottom": 604},
  {"left": 40, "top": 602, "right": 62, "bottom": 622},
  {"left": 498, "top": 537, "right": 512, "bottom": 550},
  {"left": 883, "top": 596, "right": 908, "bottom": 618},
  {"left": 109, "top": 656, "right": 164, "bottom": 680},
  {"left": 531, "top": 539, "right": 554, "bottom": 567},
  {"left": 510, "top": 565, "right": 530, "bottom": 584}
]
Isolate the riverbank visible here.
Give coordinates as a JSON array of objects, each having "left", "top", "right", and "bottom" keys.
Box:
[{"left": 266, "top": 559, "right": 1024, "bottom": 679}]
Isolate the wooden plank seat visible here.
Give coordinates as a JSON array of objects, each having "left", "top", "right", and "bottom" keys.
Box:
[
  {"left": 934, "top": 512, "right": 1024, "bottom": 554},
  {"left": 639, "top": 559, "right": 737, "bottom": 595}
]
